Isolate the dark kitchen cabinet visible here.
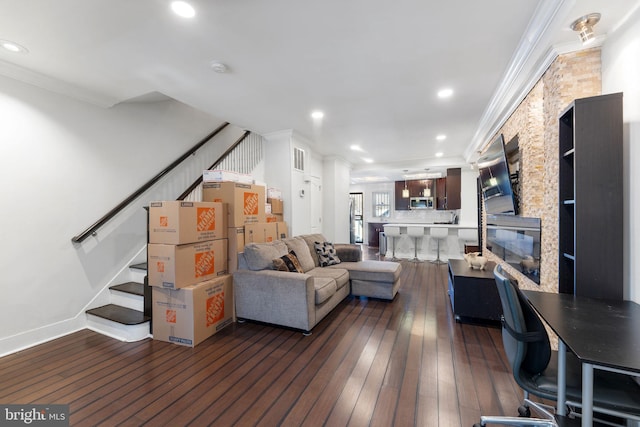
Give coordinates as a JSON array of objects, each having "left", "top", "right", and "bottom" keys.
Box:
[
  {"left": 367, "top": 222, "right": 385, "bottom": 247},
  {"left": 446, "top": 168, "right": 461, "bottom": 210},
  {"left": 395, "top": 179, "right": 435, "bottom": 210},
  {"left": 435, "top": 178, "right": 446, "bottom": 209},
  {"left": 394, "top": 181, "right": 410, "bottom": 210}
]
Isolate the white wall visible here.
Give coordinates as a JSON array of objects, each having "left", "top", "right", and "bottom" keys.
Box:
[
  {"left": 322, "top": 157, "right": 351, "bottom": 243},
  {"left": 601, "top": 6, "right": 640, "bottom": 302},
  {"left": 0, "top": 75, "right": 241, "bottom": 354}
]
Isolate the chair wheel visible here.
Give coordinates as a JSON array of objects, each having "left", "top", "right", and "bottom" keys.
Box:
[{"left": 518, "top": 405, "right": 531, "bottom": 417}]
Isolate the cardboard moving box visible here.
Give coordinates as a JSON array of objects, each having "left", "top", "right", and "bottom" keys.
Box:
[
  {"left": 202, "top": 182, "right": 266, "bottom": 227},
  {"left": 245, "top": 222, "right": 278, "bottom": 244},
  {"left": 149, "top": 201, "right": 227, "bottom": 245},
  {"left": 268, "top": 198, "right": 283, "bottom": 214},
  {"left": 276, "top": 222, "right": 289, "bottom": 240},
  {"left": 148, "top": 239, "right": 228, "bottom": 289},
  {"left": 227, "top": 227, "right": 246, "bottom": 274},
  {"left": 152, "top": 274, "right": 234, "bottom": 347}
]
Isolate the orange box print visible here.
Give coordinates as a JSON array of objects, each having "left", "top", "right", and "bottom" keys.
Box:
[
  {"left": 243, "top": 192, "right": 259, "bottom": 215},
  {"left": 206, "top": 292, "right": 225, "bottom": 326},
  {"left": 166, "top": 309, "right": 177, "bottom": 323},
  {"left": 159, "top": 216, "right": 168, "bottom": 227},
  {"left": 194, "top": 251, "right": 215, "bottom": 278},
  {"left": 157, "top": 261, "right": 165, "bottom": 273},
  {"left": 196, "top": 207, "right": 216, "bottom": 231}
]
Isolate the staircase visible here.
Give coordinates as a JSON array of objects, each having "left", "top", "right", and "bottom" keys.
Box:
[{"left": 85, "top": 262, "right": 151, "bottom": 342}]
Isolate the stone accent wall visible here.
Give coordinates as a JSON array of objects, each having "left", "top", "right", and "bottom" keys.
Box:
[{"left": 483, "top": 48, "right": 602, "bottom": 293}]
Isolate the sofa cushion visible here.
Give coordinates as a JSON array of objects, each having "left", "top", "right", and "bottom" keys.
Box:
[
  {"left": 243, "top": 241, "right": 288, "bottom": 271},
  {"left": 282, "top": 237, "right": 316, "bottom": 272},
  {"left": 273, "top": 250, "right": 304, "bottom": 273},
  {"left": 313, "top": 277, "right": 337, "bottom": 305},
  {"left": 307, "top": 267, "right": 350, "bottom": 290},
  {"left": 300, "top": 234, "right": 327, "bottom": 267},
  {"left": 330, "top": 260, "right": 401, "bottom": 283},
  {"left": 314, "top": 241, "right": 341, "bottom": 267}
]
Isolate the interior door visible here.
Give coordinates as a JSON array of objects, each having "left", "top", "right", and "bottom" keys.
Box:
[{"left": 309, "top": 176, "right": 322, "bottom": 234}]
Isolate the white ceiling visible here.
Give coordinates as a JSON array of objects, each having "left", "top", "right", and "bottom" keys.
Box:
[{"left": 1, "top": 0, "right": 638, "bottom": 182}]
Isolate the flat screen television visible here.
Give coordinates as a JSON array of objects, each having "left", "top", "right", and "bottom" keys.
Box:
[{"left": 477, "top": 134, "right": 517, "bottom": 215}]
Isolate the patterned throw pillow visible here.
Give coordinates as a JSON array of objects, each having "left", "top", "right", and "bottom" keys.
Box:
[
  {"left": 314, "top": 241, "right": 341, "bottom": 267},
  {"left": 273, "top": 250, "right": 304, "bottom": 273}
]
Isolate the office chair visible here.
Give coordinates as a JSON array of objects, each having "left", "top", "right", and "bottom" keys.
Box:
[{"left": 474, "top": 265, "right": 640, "bottom": 427}]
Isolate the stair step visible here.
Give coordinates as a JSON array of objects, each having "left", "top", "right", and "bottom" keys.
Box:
[
  {"left": 111, "top": 281, "right": 144, "bottom": 296},
  {"left": 86, "top": 304, "right": 150, "bottom": 325},
  {"left": 130, "top": 262, "right": 147, "bottom": 271}
]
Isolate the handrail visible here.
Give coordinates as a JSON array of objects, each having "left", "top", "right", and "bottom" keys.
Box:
[
  {"left": 71, "top": 122, "right": 230, "bottom": 243},
  {"left": 176, "top": 130, "right": 251, "bottom": 200}
]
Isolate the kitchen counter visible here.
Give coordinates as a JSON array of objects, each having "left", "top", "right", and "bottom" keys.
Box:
[{"left": 381, "top": 223, "right": 478, "bottom": 261}]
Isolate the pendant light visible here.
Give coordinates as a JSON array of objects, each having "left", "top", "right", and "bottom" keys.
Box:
[{"left": 402, "top": 180, "right": 409, "bottom": 198}]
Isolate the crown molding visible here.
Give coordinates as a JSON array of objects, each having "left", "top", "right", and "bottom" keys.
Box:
[{"left": 464, "top": 0, "right": 570, "bottom": 163}]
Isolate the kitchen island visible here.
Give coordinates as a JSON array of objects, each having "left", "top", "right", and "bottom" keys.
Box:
[{"left": 381, "top": 223, "right": 478, "bottom": 261}]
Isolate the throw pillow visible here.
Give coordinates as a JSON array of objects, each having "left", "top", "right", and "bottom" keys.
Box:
[
  {"left": 314, "top": 241, "right": 341, "bottom": 267},
  {"left": 273, "top": 250, "right": 304, "bottom": 273}
]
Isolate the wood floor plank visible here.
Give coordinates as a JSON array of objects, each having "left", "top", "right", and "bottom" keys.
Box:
[{"left": 0, "top": 250, "right": 528, "bottom": 426}]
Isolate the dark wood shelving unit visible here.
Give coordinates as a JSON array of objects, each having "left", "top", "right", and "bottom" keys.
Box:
[{"left": 558, "top": 93, "right": 623, "bottom": 300}]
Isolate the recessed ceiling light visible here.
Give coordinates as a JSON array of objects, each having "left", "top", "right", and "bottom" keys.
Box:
[
  {"left": 171, "top": 1, "right": 196, "bottom": 18},
  {"left": 362, "top": 158, "right": 374, "bottom": 163},
  {"left": 435, "top": 152, "right": 444, "bottom": 158},
  {"left": 437, "top": 88, "right": 454, "bottom": 99},
  {"left": 436, "top": 134, "right": 447, "bottom": 141},
  {"left": 350, "top": 145, "right": 364, "bottom": 152},
  {"left": 311, "top": 111, "right": 324, "bottom": 119},
  {"left": 210, "top": 61, "right": 228, "bottom": 73},
  {"left": 0, "top": 40, "right": 28, "bottom": 54}
]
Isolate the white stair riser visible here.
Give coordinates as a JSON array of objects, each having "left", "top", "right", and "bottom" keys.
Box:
[
  {"left": 110, "top": 290, "right": 144, "bottom": 312},
  {"left": 86, "top": 315, "right": 150, "bottom": 342}
]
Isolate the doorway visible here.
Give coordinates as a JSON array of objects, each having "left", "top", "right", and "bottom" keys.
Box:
[{"left": 349, "top": 193, "right": 363, "bottom": 244}]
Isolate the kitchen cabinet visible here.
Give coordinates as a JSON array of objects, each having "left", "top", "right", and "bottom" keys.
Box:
[
  {"left": 435, "top": 178, "right": 446, "bottom": 209},
  {"left": 446, "top": 168, "right": 461, "bottom": 210},
  {"left": 367, "top": 222, "right": 385, "bottom": 247},
  {"left": 394, "top": 179, "right": 435, "bottom": 210}
]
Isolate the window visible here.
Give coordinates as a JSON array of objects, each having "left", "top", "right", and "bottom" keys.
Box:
[{"left": 373, "top": 192, "right": 390, "bottom": 217}]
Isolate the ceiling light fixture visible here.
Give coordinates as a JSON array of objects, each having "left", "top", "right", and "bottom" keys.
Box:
[
  {"left": 171, "top": 1, "right": 196, "bottom": 18},
  {"left": 437, "top": 88, "right": 453, "bottom": 99},
  {"left": 362, "top": 157, "right": 374, "bottom": 163},
  {"left": 311, "top": 111, "right": 324, "bottom": 119},
  {"left": 0, "top": 40, "right": 28, "bottom": 53},
  {"left": 436, "top": 134, "right": 446, "bottom": 141},
  {"left": 402, "top": 170, "right": 409, "bottom": 198},
  {"left": 570, "top": 13, "right": 600, "bottom": 45},
  {"left": 350, "top": 145, "right": 363, "bottom": 152},
  {"left": 435, "top": 152, "right": 444, "bottom": 158},
  {"left": 210, "top": 61, "right": 228, "bottom": 73}
]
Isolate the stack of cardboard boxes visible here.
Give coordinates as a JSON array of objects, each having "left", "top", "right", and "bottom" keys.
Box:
[
  {"left": 147, "top": 201, "right": 233, "bottom": 347},
  {"left": 201, "top": 172, "right": 288, "bottom": 273}
]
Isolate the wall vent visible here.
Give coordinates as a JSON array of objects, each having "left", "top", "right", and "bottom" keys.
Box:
[{"left": 294, "top": 147, "right": 305, "bottom": 171}]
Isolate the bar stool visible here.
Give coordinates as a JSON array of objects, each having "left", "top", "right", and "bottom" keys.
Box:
[
  {"left": 385, "top": 226, "right": 401, "bottom": 261},
  {"left": 407, "top": 226, "right": 425, "bottom": 263},
  {"left": 430, "top": 227, "right": 448, "bottom": 265}
]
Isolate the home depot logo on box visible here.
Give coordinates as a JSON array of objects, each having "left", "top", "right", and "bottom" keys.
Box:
[
  {"left": 157, "top": 261, "right": 165, "bottom": 273},
  {"left": 195, "top": 250, "right": 215, "bottom": 278},
  {"left": 243, "top": 192, "right": 259, "bottom": 215},
  {"left": 159, "top": 216, "right": 169, "bottom": 227},
  {"left": 206, "top": 292, "right": 225, "bottom": 326},
  {"left": 196, "top": 207, "right": 216, "bottom": 231},
  {"left": 165, "top": 309, "right": 177, "bottom": 324}
]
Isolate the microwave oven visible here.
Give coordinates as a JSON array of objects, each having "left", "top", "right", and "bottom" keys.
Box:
[{"left": 409, "top": 197, "right": 434, "bottom": 209}]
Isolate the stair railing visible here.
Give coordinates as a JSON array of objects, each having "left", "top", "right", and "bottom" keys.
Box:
[
  {"left": 71, "top": 122, "right": 230, "bottom": 244},
  {"left": 176, "top": 130, "right": 251, "bottom": 201}
]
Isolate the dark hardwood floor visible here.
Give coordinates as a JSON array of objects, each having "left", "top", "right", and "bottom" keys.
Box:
[{"left": 0, "top": 247, "right": 529, "bottom": 426}]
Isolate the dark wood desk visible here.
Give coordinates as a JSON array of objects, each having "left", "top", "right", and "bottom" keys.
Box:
[{"left": 522, "top": 290, "right": 640, "bottom": 426}]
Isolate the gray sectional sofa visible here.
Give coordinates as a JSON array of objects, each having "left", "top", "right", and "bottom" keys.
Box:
[{"left": 233, "top": 233, "right": 402, "bottom": 334}]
